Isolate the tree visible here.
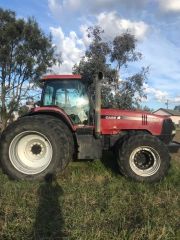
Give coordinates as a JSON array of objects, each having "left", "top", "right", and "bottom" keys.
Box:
[
  {"left": 18, "top": 105, "right": 29, "bottom": 117},
  {"left": 136, "top": 104, "right": 154, "bottom": 113},
  {"left": 74, "top": 27, "right": 113, "bottom": 85},
  {"left": 0, "top": 8, "right": 60, "bottom": 130},
  {"left": 73, "top": 26, "right": 148, "bottom": 109}
]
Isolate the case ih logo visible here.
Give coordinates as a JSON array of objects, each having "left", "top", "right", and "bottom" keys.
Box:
[
  {"left": 101, "top": 115, "right": 139, "bottom": 120},
  {"left": 103, "top": 116, "right": 117, "bottom": 120},
  {"left": 101, "top": 115, "right": 155, "bottom": 123},
  {"left": 101, "top": 115, "right": 158, "bottom": 124}
]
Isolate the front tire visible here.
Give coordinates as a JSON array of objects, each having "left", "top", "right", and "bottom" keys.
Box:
[
  {"left": 117, "top": 135, "right": 170, "bottom": 182},
  {"left": 0, "top": 116, "right": 71, "bottom": 180}
]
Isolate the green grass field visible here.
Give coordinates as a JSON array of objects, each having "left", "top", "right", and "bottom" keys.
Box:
[{"left": 0, "top": 149, "right": 179, "bottom": 240}]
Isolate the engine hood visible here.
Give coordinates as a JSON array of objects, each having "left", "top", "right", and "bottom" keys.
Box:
[
  {"left": 100, "top": 108, "right": 169, "bottom": 136},
  {"left": 101, "top": 108, "right": 167, "bottom": 120}
]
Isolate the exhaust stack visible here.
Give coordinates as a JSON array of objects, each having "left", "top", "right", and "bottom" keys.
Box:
[{"left": 95, "top": 72, "right": 103, "bottom": 138}]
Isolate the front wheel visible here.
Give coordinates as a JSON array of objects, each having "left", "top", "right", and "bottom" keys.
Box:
[{"left": 117, "top": 135, "right": 170, "bottom": 182}]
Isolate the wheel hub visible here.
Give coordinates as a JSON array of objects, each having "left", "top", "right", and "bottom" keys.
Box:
[
  {"left": 130, "top": 146, "right": 161, "bottom": 177},
  {"left": 9, "top": 131, "right": 53, "bottom": 175},
  {"left": 134, "top": 150, "right": 154, "bottom": 170},
  {"left": 31, "top": 144, "right": 42, "bottom": 155}
]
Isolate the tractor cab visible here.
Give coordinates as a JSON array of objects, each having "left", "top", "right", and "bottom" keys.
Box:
[{"left": 41, "top": 75, "right": 90, "bottom": 125}]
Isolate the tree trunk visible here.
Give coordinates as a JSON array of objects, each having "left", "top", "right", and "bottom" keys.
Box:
[
  {"left": 1, "top": 77, "right": 8, "bottom": 131},
  {"left": 1, "top": 109, "right": 8, "bottom": 131}
]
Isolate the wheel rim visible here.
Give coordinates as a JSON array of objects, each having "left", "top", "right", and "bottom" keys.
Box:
[
  {"left": 9, "top": 131, "right": 53, "bottom": 175},
  {"left": 129, "top": 146, "right": 161, "bottom": 177}
]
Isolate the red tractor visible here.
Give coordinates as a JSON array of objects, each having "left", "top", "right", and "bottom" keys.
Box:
[{"left": 0, "top": 73, "right": 177, "bottom": 182}]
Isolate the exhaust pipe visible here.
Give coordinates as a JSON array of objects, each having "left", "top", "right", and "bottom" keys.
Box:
[{"left": 95, "top": 72, "right": 103, "bottom": 138}]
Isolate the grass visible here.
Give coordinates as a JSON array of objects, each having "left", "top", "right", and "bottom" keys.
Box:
[
  {"left": 175, "top": 128, "right": 180, "bottom": 140},
  {"left": 0, "top": 150, "right": 179, "bottom": 240}
]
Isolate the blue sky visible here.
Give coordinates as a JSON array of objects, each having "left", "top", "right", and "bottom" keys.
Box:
[{"left": 1, "top": 0, "right": 180, "bottom": 110}]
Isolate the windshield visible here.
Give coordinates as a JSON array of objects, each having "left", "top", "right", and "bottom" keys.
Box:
[{"left": 43, "top": 80, "right": 89, "bottom": 124}]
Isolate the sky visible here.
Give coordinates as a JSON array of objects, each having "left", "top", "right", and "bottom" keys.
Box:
[{"left": 0, "top": 0, "right": 180, "bottom": 110}]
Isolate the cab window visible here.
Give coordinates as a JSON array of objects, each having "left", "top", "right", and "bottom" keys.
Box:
[{"left": 43, "top": 80, "right": 89, "bottom": 125}]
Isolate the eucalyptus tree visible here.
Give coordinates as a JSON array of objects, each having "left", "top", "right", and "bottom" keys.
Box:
[
  {"left": 0, "top": 8, "right": 60, "bottom": 129},
  {"left": 73, "top": 26, "right": 148, "bottom": 109}
]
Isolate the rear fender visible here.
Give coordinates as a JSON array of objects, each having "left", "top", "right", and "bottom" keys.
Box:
[{"left": 27, "top": 107, "right": 75, "bottom": 132}]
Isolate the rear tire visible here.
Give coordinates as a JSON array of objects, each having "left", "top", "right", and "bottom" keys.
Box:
[
  {"left": 117, "top": 135, "right": 170, "bottom": 182},
  {"left": 0, "top": 115, "right": 72, "bottom": 180},
  {"left": 30, "top": 114, "right": 74, "bottom": 162}
]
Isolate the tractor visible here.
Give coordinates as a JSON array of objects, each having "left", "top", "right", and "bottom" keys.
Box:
[{"left": 0, "top": 73, "right": 176, "bottom": 182}]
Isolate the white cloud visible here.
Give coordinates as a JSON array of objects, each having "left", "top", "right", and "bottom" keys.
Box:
[
  {"left": 79, "top": 24, "right": 92, "bottom": 47},
  {"left": 49, "top": 11, "right": 149, "bottom": 73},
  {"left": 48, "top": 0, "right": 62, "bottom": 18},
  {"left": 48, "top": 0, "right": 149, "bottom": 16},
  {"left": 144, "top": 83, "right": 180, "bottom": 104},
  {"left": 50, "top": 26, "right": 64, "bottom": 40},
  {"left": 173, "top": 96, "right": 180, "bottom": 104},
  {"left": 50, "top": 26, "right": 85, "bottom": 73},
  {"left": 158, "top": 0, "right": 180, "bottom": 12},
  {"left": 96, "top": 12, "right": 149, "bottom": 40},
  {"left": 144, "top": 83, "right": 169, "bottom": 102},
  {"left": 79, "top": 12, "right": 149, "bottom": 43},
  {"left": 137, "top": 25, "right": 180, "bottom": 95}
]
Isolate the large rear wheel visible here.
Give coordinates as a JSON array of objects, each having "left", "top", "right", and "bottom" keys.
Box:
[
  {"left": 117, "top": 135, "right": 170, "bottom": 182},
  {"left": 0, "top": 115, "right": 72, "bottom": 180}
]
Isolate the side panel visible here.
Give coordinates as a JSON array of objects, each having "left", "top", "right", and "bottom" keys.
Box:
[
  {"left": 76, "top": 134, "right": 102, "bottom": 159},
  {"left": 100, "top": 109, "right": 165, "bottom": 136},
  {"left": 75, "top": 127, "right": 102, "bottom": 159}
]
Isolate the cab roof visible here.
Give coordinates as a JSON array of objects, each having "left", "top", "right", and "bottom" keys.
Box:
[{"left": 41, "top": 74, "right": 82, "bottom": 81}]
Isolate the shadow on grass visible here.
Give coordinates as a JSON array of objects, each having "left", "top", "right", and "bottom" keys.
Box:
[
  {"left": 33, "top": 174, "right": 66, "bottom": 239},
  {"left": 101, "top": 150, "right": 121, "bottom": 175}
]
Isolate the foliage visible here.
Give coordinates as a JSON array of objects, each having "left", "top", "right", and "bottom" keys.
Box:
[
  {"left": 73, "top": 26, "right": 148, "bottom": 109},
  {"left": 74, "top": 27, "right": 113, "bottom": 86},
  {"left": 0, "top": 8, "right": 60, "bottom": 130},
  {"left": 136, "top": 104, "right": 154, "bottom": 113}
]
